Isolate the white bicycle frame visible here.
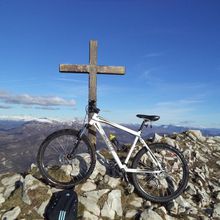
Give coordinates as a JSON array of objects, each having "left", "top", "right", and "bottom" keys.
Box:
[{"left": 89, "top": 113, "right": 163, "bottom": 174}]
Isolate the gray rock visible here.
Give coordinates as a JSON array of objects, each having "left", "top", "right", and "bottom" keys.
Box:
[
  {"left": 101, "top": 189, "right": 122, "bottom": 219},
  {"left": 194, "top": 167, "right": 206, "bottom": 182},
  {"left": 1, "top": 174, "right": 22, "bottom": 186},
  {"left": 208, "top": 181, "right": 220, "bottom": 192},
  {"left": 187, "top": 206, "right": 198, "bottom": 215},
  {"left": 197, "top": 187, "right": 210, "bottom": 207},
  {"left": 22, "top": 174, "right": 51, "bottom": 206},
  {"left": 83, "top": 211, "right": 99, "bottom": 220},
  {"left": 213, "top": 203, "right": 220, "bottom": 218},
  {"left": 213, "top": 152, "right": 220, "bottom": 158},
  {"left": 103, "top": 176, "right": 121, "bottom": 188},
  {"left": 0, "top": 193, "right": 5, "bottom": 205},
  {"left": 212, "top": 145, "right": 220, "bottom": 151},
  {"left": 167, "top": 200, "right": 178, "bottom": 215},
  {"left": 79, "top": 189, "right": 109, "bottom": 216},
  {"left": 0, "top": 187, "right": 4, "bottom": 194},
  {"left": 216, "top": 161, "right": 220, "bottom": 166},
  {"left": 125, "top": 210, "right": 138, "bottom": 218},
  {"left": 163, "top": 137, "right": 176, "bottom": 147},
  {"left": 188, "top": 130, "right": 206, "bottom": 142},
  {"left": 1, "top": 174, "right": 23, "bottom": 199},
  {"left": 61, "top": 163, "right": 79, "bottom": 176},
  {"left": 176, "top": 195, "right": 190, "bottom": 209},
  {"left": 157, "top": 206, "right": 167, "bottom": 216},
  {"left": 206, "top": 138, "right": 216, "bottom": 144},
  {"left": 203, "top": 164, "right": 210, "bottom": 177},
  {"left": 81, "top": 189, "right": 110, "bottom": 202},
  {"left": 156, "top": 207, "right": 176, "bottom": 220},
  {"left": 30, "top": 163, "right": 38, "bottom": 171},
  {"left": 4, "top": 186, "right": 17, "bottom": 200},
  {"left": 197, "top": 154, "right": 209, "bottom": 163},
  {"left": 186, "top": 183, "right": 197, "bottom": 195},
  {"left": 164, "top": 214, "right": 178, "bottom": 220},
  {"left": 183, "top": 149, "right": 192, "bottom": 161},
  {"left": 1, "top": 206, "right": 21, "bottom": 220},
  {"left": 36, "top": 199, "right": 50, "bottom": 217},
  {"left": 89, "top": 159, "right": 106, "bottom": 180},
  {"left": 129, "top": 197, "right": 143, "bottom": 208},
  {"left": 22, "top": 174, "right": 39, "bottom": 205},
  {"left": 140, "top": 209, "right": 163, "bottom": 220},
  {"left": 80, "top": 197, "right": 100, "bottom": 216},
  {"left": 144, "top": 200, "right": 152, "bottom": 208},
  {"left": 81, "top": 181, "right": 97, "bottom": 192},
  {"left": 186, "top": 217, "right": 198, "bottom": 220},
  {"left": 153, "top": 133, "right": 162, "bottom": 142}
]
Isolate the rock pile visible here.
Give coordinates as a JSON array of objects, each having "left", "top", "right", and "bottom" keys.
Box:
[{"left": 0, "top": 130, "right": 220, "bottom": 220}]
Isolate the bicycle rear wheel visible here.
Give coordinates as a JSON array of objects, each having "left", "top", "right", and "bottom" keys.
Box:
[
  {"left": 131, "top": 143, "right": 189, "bottom": 203},
  {"left": 37, "top": 129, "right": 96, "bottom": 188}
]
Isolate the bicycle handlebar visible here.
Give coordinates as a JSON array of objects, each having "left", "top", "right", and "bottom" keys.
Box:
[{"left": 88, "top": 100, "right": 100, "bottom": 114}]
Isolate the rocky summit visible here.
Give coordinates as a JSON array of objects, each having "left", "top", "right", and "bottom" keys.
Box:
[{"left": 0, "top": 130, "right": 220, "bottom": 220}]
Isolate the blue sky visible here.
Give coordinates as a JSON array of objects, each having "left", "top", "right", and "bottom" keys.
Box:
[{"left": 0, "top": 0, "right": 220, "bottom": 127}]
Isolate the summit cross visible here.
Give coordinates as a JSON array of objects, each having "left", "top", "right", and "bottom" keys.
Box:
[{"left": 59, "top": 40, "right": 125, "bottom": 146}]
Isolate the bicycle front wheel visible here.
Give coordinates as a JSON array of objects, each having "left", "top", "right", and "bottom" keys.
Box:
[
  {"left": 131, "top": 143, "right": 189, "bottom": 203},
  {"left": 37, "top": 129, "right": 96, "bottom": 188}
]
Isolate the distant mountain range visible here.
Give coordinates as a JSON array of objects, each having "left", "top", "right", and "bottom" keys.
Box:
[
  {"left": 0, "top": 116, "right": 220, "bottom": 135},
  {"left": 0, "top": 117, "right": 220, "bottom": 173}
]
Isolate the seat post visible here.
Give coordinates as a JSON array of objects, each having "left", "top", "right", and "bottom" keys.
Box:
[{"left": 138, "top": 120, "right": 147, "bottom": 132}]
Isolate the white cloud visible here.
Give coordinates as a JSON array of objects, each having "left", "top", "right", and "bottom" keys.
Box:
[
  {"left": 0, "top": 91, "right": 75, "bottom": 107},
  {"left": 35, "top": 106, "right": 60, "bottom": 110}
]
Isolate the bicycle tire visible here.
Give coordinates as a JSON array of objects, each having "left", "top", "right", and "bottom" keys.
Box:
[
  {"left": 131, "top": 143, "right": 189, "bottom": 203},
  {"left": 37, "top": 129, "right": 96, "bottom": 188}
]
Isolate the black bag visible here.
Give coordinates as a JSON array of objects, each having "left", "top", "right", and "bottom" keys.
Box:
[{"left": 44, "top": 189, "right": 78, "bottom": 220}]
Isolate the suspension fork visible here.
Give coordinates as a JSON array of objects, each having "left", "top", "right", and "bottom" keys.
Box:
[{"left": 69, "top": 124, "right": 88, "bottom": 157}]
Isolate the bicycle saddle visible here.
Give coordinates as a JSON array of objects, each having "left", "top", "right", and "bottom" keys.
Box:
[{"left": 136, "top": 114, "right": 160, "bottom": 121}]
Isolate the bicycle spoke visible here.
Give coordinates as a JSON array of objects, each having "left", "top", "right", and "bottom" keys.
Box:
[
  {"left": 132, "top": 143, "right": 188, "bottom": 202},
  {"left": 39, "top": 130, "right": 95, "bottom": 186},
  {"left": 55, "top": 137, "right": 68, "bottom": 154},
  {"left": 50, "top": 145, "right": 62, "bottom": 154}
]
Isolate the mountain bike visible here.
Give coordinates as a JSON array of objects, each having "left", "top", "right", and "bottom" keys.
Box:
[{"left": 37, "top": 100, "right": 189, "bottom": 203}]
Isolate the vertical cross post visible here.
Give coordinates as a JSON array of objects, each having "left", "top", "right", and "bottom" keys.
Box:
[
  {"left": 59, "top": 40, "right": 125, "bottom": 147},
  {"left": 88, "top": 40, "right": 97, "bottom": 145}
]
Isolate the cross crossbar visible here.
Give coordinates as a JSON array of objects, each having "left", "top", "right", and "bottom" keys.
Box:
[{"left": 60, "top": 64, "right": 125, "bottom": 75}]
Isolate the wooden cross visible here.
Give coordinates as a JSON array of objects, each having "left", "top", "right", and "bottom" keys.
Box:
[{"left": 59, "top": 40, "right": 125, "bottom": 146}]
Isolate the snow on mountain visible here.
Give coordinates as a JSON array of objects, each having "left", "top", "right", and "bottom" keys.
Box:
[{"left": 0, "top": 115, "right": 60, "bottom": 123}]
